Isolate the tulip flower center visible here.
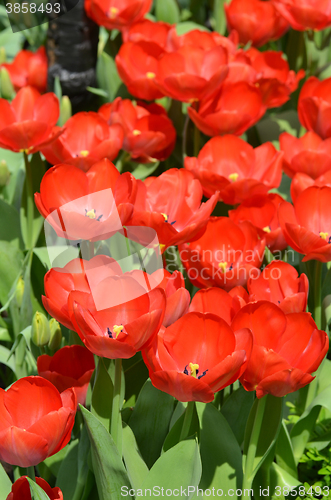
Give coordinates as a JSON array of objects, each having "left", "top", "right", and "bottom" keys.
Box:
[
  {"left": 80, "top": 150, "right": 90, "bottom": 157},
  {"left": 228, "top": 173, "right": 239, "bottom": 182},
  {"left": 183, "top": 362, "right": 208, "bottom": 379},
  {"left": 146, "top": 72, "right": 156, "bottom": 79},
  {"left": 85, "top": 209, "right": 103, "bottom": 221},
  {"left": 218, "top": 261, "right": 228, "bottom": 273},
  {"left": 107, "top": 324, "right": 124, "bottom": 339},
  {"left": 109, "top": 6, "right": 118, "bottom": 18},
  {"left": 133, "top": 129, "right": 141, "bottom": 136},
  {"left": 161, "top": 213, "right": 176, "bottom": 225},
  {"left": 320, "top": 231, "right": 331, "bottom": 243},
  {"left": 263, "top": 226, "right": 271, "bottom": 233}
]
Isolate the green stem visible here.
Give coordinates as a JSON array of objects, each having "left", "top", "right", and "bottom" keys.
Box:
[
  {"left": 182, "top": 113, "right": 190, "bottom": 158},
  {"left": 26, "top": 466, "right": 35, "bottom": 482},
  {"left": 313, "top": 260, "right": 323, "bottom": 329},
  {"left": 24, "top": 152, "right": 34, "bottom": 250},
  {"left": 194, "top": 125, "right": 201, "bottom": 157},
  {"left": 110, "top": 358, "right": 122, "bottom": 452},
  {"left": 179, "top": 401, "right": 195, "bottom": 441},
  {"left": 243, "top": 396, "right": 267, "bottom": 491}
]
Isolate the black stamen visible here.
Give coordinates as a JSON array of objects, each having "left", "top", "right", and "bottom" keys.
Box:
[
  {"left": 198, "top": 369, "right": 208, "bottom": 380},
  {"left": 96, "top": 214, "right": 103, "bottom": 221},
  {"left": 107, "top": 327, "right": 113, "bottom": 339},
  {"left": 229, "top": 263, "right": 233, "bottom": 271},
  {"left": 170, "top": 220, "right": 176, "bottom": 225},
  {"left": 183, "top": 365, "right": 189, "bottom": 375}
]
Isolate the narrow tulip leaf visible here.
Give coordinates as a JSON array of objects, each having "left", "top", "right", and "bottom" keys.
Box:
[
  {"left": 55, "top": 439, "right": 79, "bottom": 499},
  {"left": 96, "top": 52, "right": 122, "bottom": 101},
  {"left": 0, "top": 463, "right": 12, "bottom": 500},
  {"left": 0, "top": 344, "right": 16, "bottom": 375},
  {"left": 91, "top": 357, "right": 114, "bottom": 431},
  {"left": 123, "top": 353, "right": 149, "bottom": 408},
  {"left": 131, "top": 161, "right": 160, "bottom": 181},
  {"left": 27, "top": 478, "right": 51, "bottom": 500},
  {"left": 155, "top": 0, "right": 180, "bottom": 24},
  {"left": 213, "top": 0, "right": 229, "bottom": 34},
  {"left": 221, "top": 386, "right": 255, "bottom": 445},
  {"left": 269, "top": 463, "right": 302, "bottom": 495},
  {"left": 129, "top": 380, "right": 175, "bottom": 468},
  {"left": 0, "top": 198, "right": 23, "bottom": 248},
  {"left": 0, "top": 241, "right": 23, "bottom": 306},
  {"left": 140, "top": 439, "right": 202, "bottom": 497},
  {"left": 276, "top": 421, "right": 298, "bottom": 479},
  {"left": 175, "top": 21, "right": 210, "bottom": 35},
  {"left": 196, "top": 402, "right": 243, "bottom": 492},
  {"left": 163, "top": 402, "right": 199, "bottom": 452},
  {"left": 122, "top": 423, "right": 149, "bottom": 489},
  {"left": 43, "top": 445, "right": 70, "bottom": 477},
  {"left": 80, "top": 405, "right": 132, "bottom": 500}
]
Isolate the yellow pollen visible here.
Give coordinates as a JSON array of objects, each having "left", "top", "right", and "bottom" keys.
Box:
[
  {"left": 263, "top": 226, "right": 271, "bottom": 233},
  {"left": 133, "top": 129, "right": 141, "bottom": 136},
  {"left": 229, "top": 173, "right": 239, "bottom": 182},
  {"left": 189, "top": 362, "right": 200, "bottom": 378},
  {"left": 80, "top": 150, "right": 89, "bottom": 157},
  {"left": 113, "top": 324, "right": 123, "bottom": 338},
  {"left": 146, "top": 72, "right": 156, "bottom": 79},
  {"left": 320, "top": 232, "right": 329, "bottom": 240},
  {"left": 218, "top": 261, "right": 227, "bottom": 273},
  {"left": 85, "top": 209, "right": 96, "bottom": 219},
  {"left": 161, "top": 213, "right": 168, "bottom": 222},
  {"left": 109, "top": 6, "right": 119, "bottom": 18}
]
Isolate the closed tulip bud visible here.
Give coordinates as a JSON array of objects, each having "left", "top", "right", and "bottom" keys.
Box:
[
  {"left": 14, "top": 276, "right": 24, "bottom": 308},
  {"left": 59, "top": 95, "right": 72, "bottom": 126},
  {"left": 0, "top": 159, "right": 10, "bottom": 187},
  {"left": 48, "top": 318, "right": 62, "bottom": 350},
  {"left": 0, "top": 67, "right": 15, "bottom": 100},
  {"left": 32, "top": 312, "right": 51, "bottom": 347}
]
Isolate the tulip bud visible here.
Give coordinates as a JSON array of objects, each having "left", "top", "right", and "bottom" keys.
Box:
[
  {"left": 0, "top": 160, "right": 10, "bottom": 187},
  {"left": 0, "top": 67, "right": 15, "bottom": 100},
  {"left": 48, "top": 318, "right": 62, "bottom": 350},
  {"left": 14, "top": 276, "right": 24, "bottom": 308},
  {"left": 32, "top": 312, "right": 51, "bottom": 347},
  {"left": 0, "top": 48, "right": 6, "bottom": 64},
  {"left": 59, "top": 95, "right": 72, "bottom": 126}
]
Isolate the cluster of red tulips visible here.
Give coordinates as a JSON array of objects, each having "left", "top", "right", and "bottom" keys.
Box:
[{"left": 1, "top": 0, "right": 331, "bottom": 498}]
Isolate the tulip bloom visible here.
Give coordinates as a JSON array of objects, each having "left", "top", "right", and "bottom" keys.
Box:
[
  {"left": 1, "top": 47, "right": 47, "bottom": 93},
  {"left": 291, "top": 170, "right": 331, "bottom": 203},
  {"left": 41, "top": 112, "right": 124, "bottom": 172},
  {"left": 189, "top": 287, "right": 243, "bottom": 325},
  {"left": 188, "top": 81, "right": 266, "bottom": 137},
  {"left": 272, "top": 0, "right": 331, "bottom": 31},
  {"left": 142, "top": 312, "right": 252, "bottom": 403},
  {"left": 225, "top": 0, "right": 289, "bottom": 47},
  {"left": 232, "top": 302, "right": 328, "bottom": 398},
  {"left": 247, "top": 261, "right": 309, "bottom": 314},
  {"left": 278, "top": 186, "right": 331, "bottom": 262},
  {"left": 68, "top": 270, "right": 166, "bottom": 359},
  {"left": 34, "top": 160, "right": 136, "bottom": 240},
  {"left": 85, "top": 0, "right": 152, "bottom": 30},
  {"left": 280, "top": 131, "right": 331, "bottom": 179},
  {"left": 229, "top": 194, "right": 287, "bottom": 252},
  {"left": 151, "top": 269, "right": 190, "bottom": 327},
  {"left": 99, "top": 98, "right": 176, "bottom": 163},
  {"left": 0, "top": 376, "right": 76, "bottom": 467},
  {"left": 37, "top": 345, "right": 95, "bottom": 406},
  {"left": 0, "top": 86, "right": 60, "bottom": 153},
  {"left": 122, "top": 18, "right": 172, "bottom": 45},
  {"left": 185, "top": 135, "right": 282, "bottom": 204},
  {"left": 298, "top": 77, "right": 331, "bottom": 139},
  {"left": 127, "top": 168, "right": 218, "bottom": 251},
  {"left": 179, "top": 217, "right": 265, "bottom": 290},
  {"left": 7, "top": 476, "right": 63, "bottom": 500}
]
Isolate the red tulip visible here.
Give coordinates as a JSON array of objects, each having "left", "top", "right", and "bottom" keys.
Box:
[
  {"left": 229, "top": 286, "right": 250, "bottom": 308},
  {"left": 127, "top": 168, "right": 218, "bottom": 251},
  {"left": 280, "top": 131, "right": 331, "bottom": 179},
  {"left": 232, "top": 302, "right": 328, "bottom": 398},
  {"left": 225, "top": 0, "right": 289, "bottom": 47},
  {"left": 298, "top": 77, "right": 331, "bottom": 139},
  {"left": 99, "top": 98, "right": 176, "bottom": 163},
  {"left": 41, "top": 112, "right": 124, "bottom": 172},
  {"left": 189, "top": 287, "right": 243, "bottom": 325},
  {"left": 151, "top": 269, "right": 190, "bottom": 327},
  {"left": 37, "top": 345, "right": 95, "bottom": 406},
  {"left": 68, "top": 270, "right": 166, "bottom": 359},
  {"left": 278, "top": 186, "right": 331, "bottom": 262},
  {"left": 1, "top": 47, "right": 47, "bottom": 93},
  {"left": 6, "top": 476, "right": 63, "bottom": 500},
  {"left": 0, "top": 86, "right": 60, "bottom": 153},
  {"left": 122, "top": 18, "right": 172, "bottom": 46},
  {"left": 246, "top": 48, "right": 304, "bottom": 108},
  {"left": 0, "top": 376, "right": 76, "bottom": 467},
  {"left": 291, "top": 170, "right": 331, "bottom": 203},
  {"left": 34, "top": 160, "right": 136, "bottom": 240},
  {"left": 272, "top": 0, "right": 331, "bottom": 31},
  {"left": 229, "top": 193, "right": 287, "bottom": 252},
  {"left": 179, "top": 217, "right": 265, "bottom": 291},
  {"left": 85, "top": 0, "right": 152, "bottom": 30},
  {"left": 188, "top": 81, "right": 266, "bottom": 137},
  {"left": 185, "top": 135, "right": 282, "bottom": 204},
  {"left": 142, "top": 312, "right": 252, "bottom": 403},
  {"left": 43, "top": 256, "right": 123, "bottom": 331},
  {"left": 166, "top": 27, "right": 240, "bottom": 54},
  {"left": 247, "top": 261, "right": 309, "bottom": 313}
]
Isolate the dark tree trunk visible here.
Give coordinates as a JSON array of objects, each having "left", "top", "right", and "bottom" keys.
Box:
[{"left": 46, "top": 0, "right": 99, "bottom": 111}]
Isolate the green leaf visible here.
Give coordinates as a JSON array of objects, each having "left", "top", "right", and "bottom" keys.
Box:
[
  {"left": 221, "top": 386, "right": 255, "bottom": 445},
  {"left": 176, "top": 21, "right": 210, "bottom": 35},
  {"left": 155, "top": 0, "right": 180, "bottom": 24},
  {"left": 91, "top": 357, "right": 114, "bottom": 431},
  {"left": 96, "top": 52, "right": 122, "bottom": 101},
  {"left": 33, "top": 247, "right": 51, "bottom": 270},
  {"left": 43, "top": 446, "right": 70, "bottom": 477},
  {"left": 213, "top": 0, "right": 230, "bottom": 34},
  {"left": 27, "top": 478, "right": 51, "bottom": 500},
  {"left": 269, "top": 463, "right": 302, "bottom": 496},
  {"left": 0, "top": 462, "right": 12, "bottom": 500},
  {"left": 275, "top": 421, "right": 298, "bottom": 479},
  {"left": 80, "top": 405, "right": 132, "bottom": 500},
  {"left": 0, "top": 199, "right": 23, "bottom": 248},
  {"left": 196, "top": 402, "right": 243, "bottom": 492},
  {"left": 0, "top": 344, "right": 16, "bottom": 375},
  {"left": 55, "top": 439, "right": 79, "bottom": 499},
  {"left": 122, "top": 423, "right": 149, "bottom": 489},
  {"left": 0, "top": 327, "right": 11, "bottom": 341},
  {"left": 123, "top": 353, "right": 149, "bottom": 408},
  {"left": 163, "top": 402, "right": 199, "bottom": 452},
  {"left": 0, "top": 241, "right": 23, "bottom": 305},
  {"left": 87, "top": 86, "right": 109, "bottom": 98},
  {"left": 140, "top": 439, "right": 202, "bottom": 497},
  {"left": 131, "top": 161, "right": 160, "bottom": 180},
  {"left": 129, "top": 380, "right": 174, "bottom": 468}
]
